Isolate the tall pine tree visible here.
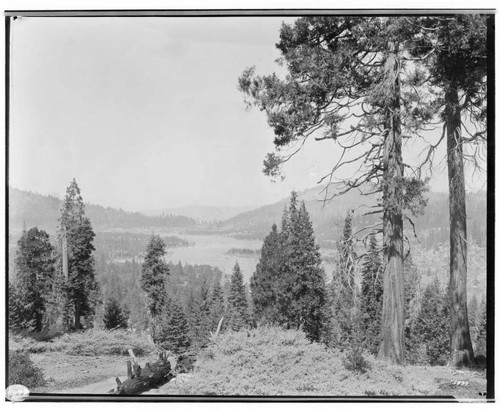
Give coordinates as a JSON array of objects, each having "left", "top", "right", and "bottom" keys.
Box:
[
  {"left": 157, "top": 298, "right": 191, "bottom": 354},
  {"left": 57, "top": 179, "right": 98, "bottom": 330},
  {"left": 360, "top": 234, "right": 383, "bottom": 355},
  {"left": 103, "top": 296, "right": 128, "bottom": 330},
  {"left": 141, "top": 234, "right": 169, "bottom": 342},
  {"left": 279, "top": 194, "right": 327, "bottom": 342},
  {"left": 186, "top": 278, "right": 212, "bottom": 348},
  {"left": 238, "top": 17, "right": 436, "bottom": 363},
  {"left": 250, "top": 193, "right": 327, "bottom": 342},
  {"left": 12, "top": 227, "right": 55, "bottom": 332},
  {"left": 415, "top": 15, "right": 487, "bottom": 366},
  {"left": 250, "top": 223, "right": 281, "bottom": 325},
  {"left": 227, "top": 262, "right": 249, "bottom": 331},
  {"left": 208, "top": 279, "right": 225, "bottom": 332},
  {"left": 413, "top": 278, "right": 450, "bottom": 365}
]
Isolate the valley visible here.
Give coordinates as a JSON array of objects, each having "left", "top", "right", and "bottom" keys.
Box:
[{"left": 8, "top": 185, "right": 486, "bottom": 297}]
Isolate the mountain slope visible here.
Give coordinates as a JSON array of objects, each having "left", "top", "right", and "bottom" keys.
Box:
[
  {"left": 8, "top": 187, "right": 196, "bottom": 234},
  {"left": 211, "top": 186, "right": 374, "bottom": 238},
  {"left": 202, "top": 185, "right": 487, "bottom": 248}
]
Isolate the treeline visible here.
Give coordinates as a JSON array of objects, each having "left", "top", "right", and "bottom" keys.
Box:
[
  {"left": 8, "top": 180, "right": 242, "bottom": 351},
  {"left": 226, "top": 248, "right": 260, "bottom": 256},
  {"left": 9, "top": 186, "right": 196, "bottom": 233},
  {"left": 9, "top": 231, "right": 191, "bottom": 279},
  {"left": 93, "top": 232, "right": 190, "bottom": 262},
  {"left": 95, "top": 257, "right": 230, "bottom": 334}
]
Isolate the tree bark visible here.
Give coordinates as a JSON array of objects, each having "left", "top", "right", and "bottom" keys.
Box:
[
  {"left": 445, "top": 85, "right": 474, "bottom": 367},
  {"left": 74, "top": 300, "right": 81, "bottom": 330},
  {"left": 378, "top": 42, "right": 405, "bottom": 365}
]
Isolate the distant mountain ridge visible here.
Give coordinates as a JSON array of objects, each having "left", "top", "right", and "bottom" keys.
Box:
[
  {"left": 196, "top": 185, "right": 487, "bottom": 249},
  {"left": 8, "top": 187, "right": 197, "bottom": 234},
  {"left": 8, "top": 185, "right": 487, "bottom": 251}
]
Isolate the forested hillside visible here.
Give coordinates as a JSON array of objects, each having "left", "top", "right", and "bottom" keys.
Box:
[
  {"left": 9, "top": 185, "right": 486, "bottom": 252},
  {"left": 201, "top": 186, "right": 487, "bottom": 249},
  {"left": 9, "top": 187, "right": 196, "bottom": 234},
  {"left": 143, "top": 205, "right": 255, "bottom": 223}
]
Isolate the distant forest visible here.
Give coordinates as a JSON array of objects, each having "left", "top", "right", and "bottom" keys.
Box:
[
  {"left": 9, "top": 186, "right": 486, "bottom": 252},
  {"left": 8, "top": 187, "right": 196, "bottom": 233},
  {"left": 201, "top": 188, "right": 487, "bottom": 250},
  {"left": 93, "top": 232, "right": 191, "bottom": 262},
  {"left": 95, "top": 258, "right": 230, "bottom": 333}
]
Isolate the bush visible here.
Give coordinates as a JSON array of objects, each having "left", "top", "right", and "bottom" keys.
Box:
[
  {"left": 8, "top": 350, "right": 47, "bottom": 389},
  {"left": 9, "top": 329, "right": 155, "bottom": 356},
  {"left": 64, "top": 329, "right": 155, "bottom": 356},
  {"left": 165, "top": 325, "right": 447, "bottom": 396},
  {"left": 26, "top": 329, "right": 64, "bottom": 343},
  {"left": 342, "top": 346, "right": 371, "bottom": 373}
]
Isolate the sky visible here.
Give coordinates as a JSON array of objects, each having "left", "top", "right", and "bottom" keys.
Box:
[{"left": 8, "top": 16, "right": 484, "bottom": 212}]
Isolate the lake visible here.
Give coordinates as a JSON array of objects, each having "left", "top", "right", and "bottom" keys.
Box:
[
  {"left": 165, "top": 232, "right": 335, "bottom": 283},
  {"left": 165, "top": 233, "right": 262, "bottom": 282},
  {"left": 111, "top": 228, "right": 335, "bottom": 283}
]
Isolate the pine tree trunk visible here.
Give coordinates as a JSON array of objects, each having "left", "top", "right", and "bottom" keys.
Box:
[
  {"left": 35, "top": 311, "right": 43, "bottom": 332},
  {"left": 75, "top": 300, "right": 81, "bottom": 330},
  {"left": 378, "top": 42, "right": 405, "bottom": 365},
  {"left": 445, "top": 85, "right": 474, "bottom": 367}
]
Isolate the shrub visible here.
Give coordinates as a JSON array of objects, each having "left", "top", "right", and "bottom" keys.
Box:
[
  {"left": 64, "top": 329, "right": 154, "bottom": 356},
  {"left": 29, "top": 330, "right": 64, "bottom": 342},
  {"left": 342, "top": 347, "right": 371, "bottom": 374},
  {"left": 8, "top": 350, "right": 47, "bottom": 389},
  {"left": 164, "top": 325, "right": 449, "bottom": 396},
  {"left": 9, "top": 329, "right": 155, "bottom": 356}
]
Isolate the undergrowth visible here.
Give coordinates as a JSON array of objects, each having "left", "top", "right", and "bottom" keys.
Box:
[
  {"left": 9, "top": 329, "right": 155, "bottom": 357},
  {"left": 171, "top": 326, "right": 458, "bottom": 396},
  {"left": 8, "top": 350, "right": 47, "bottom": 389}
]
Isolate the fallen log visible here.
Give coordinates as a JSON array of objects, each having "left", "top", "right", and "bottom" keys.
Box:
[
  {"left": 109, "top": 349, "right": 198, "bottom": 395},
  {"left": 109, "top": 317, "right": 225, "bottom": 395},
  {"left": 109, "top": 350, "right": 176, "bottom": 395}
]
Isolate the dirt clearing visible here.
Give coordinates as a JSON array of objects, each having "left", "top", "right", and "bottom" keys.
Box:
[{"left": 30, "top": 351, "right": 158, "bottom": 394}]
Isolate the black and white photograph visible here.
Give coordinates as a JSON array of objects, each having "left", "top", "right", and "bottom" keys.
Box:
[{"left": 4, "top": 8, "right": 494, "bottom": 402}]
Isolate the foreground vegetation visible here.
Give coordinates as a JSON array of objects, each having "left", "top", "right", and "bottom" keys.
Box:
[
  {"left": 165, "top": 327, "right": 486, "bottom": 398},
  {"left": 9, "top": 329, "right": 155, "bottom": 357},
  {"left": 8, "top": 327, "right": 486, "bottom": 397},
  {"left": 8, "top": 329, "right": 156, "bottom": 393}
]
